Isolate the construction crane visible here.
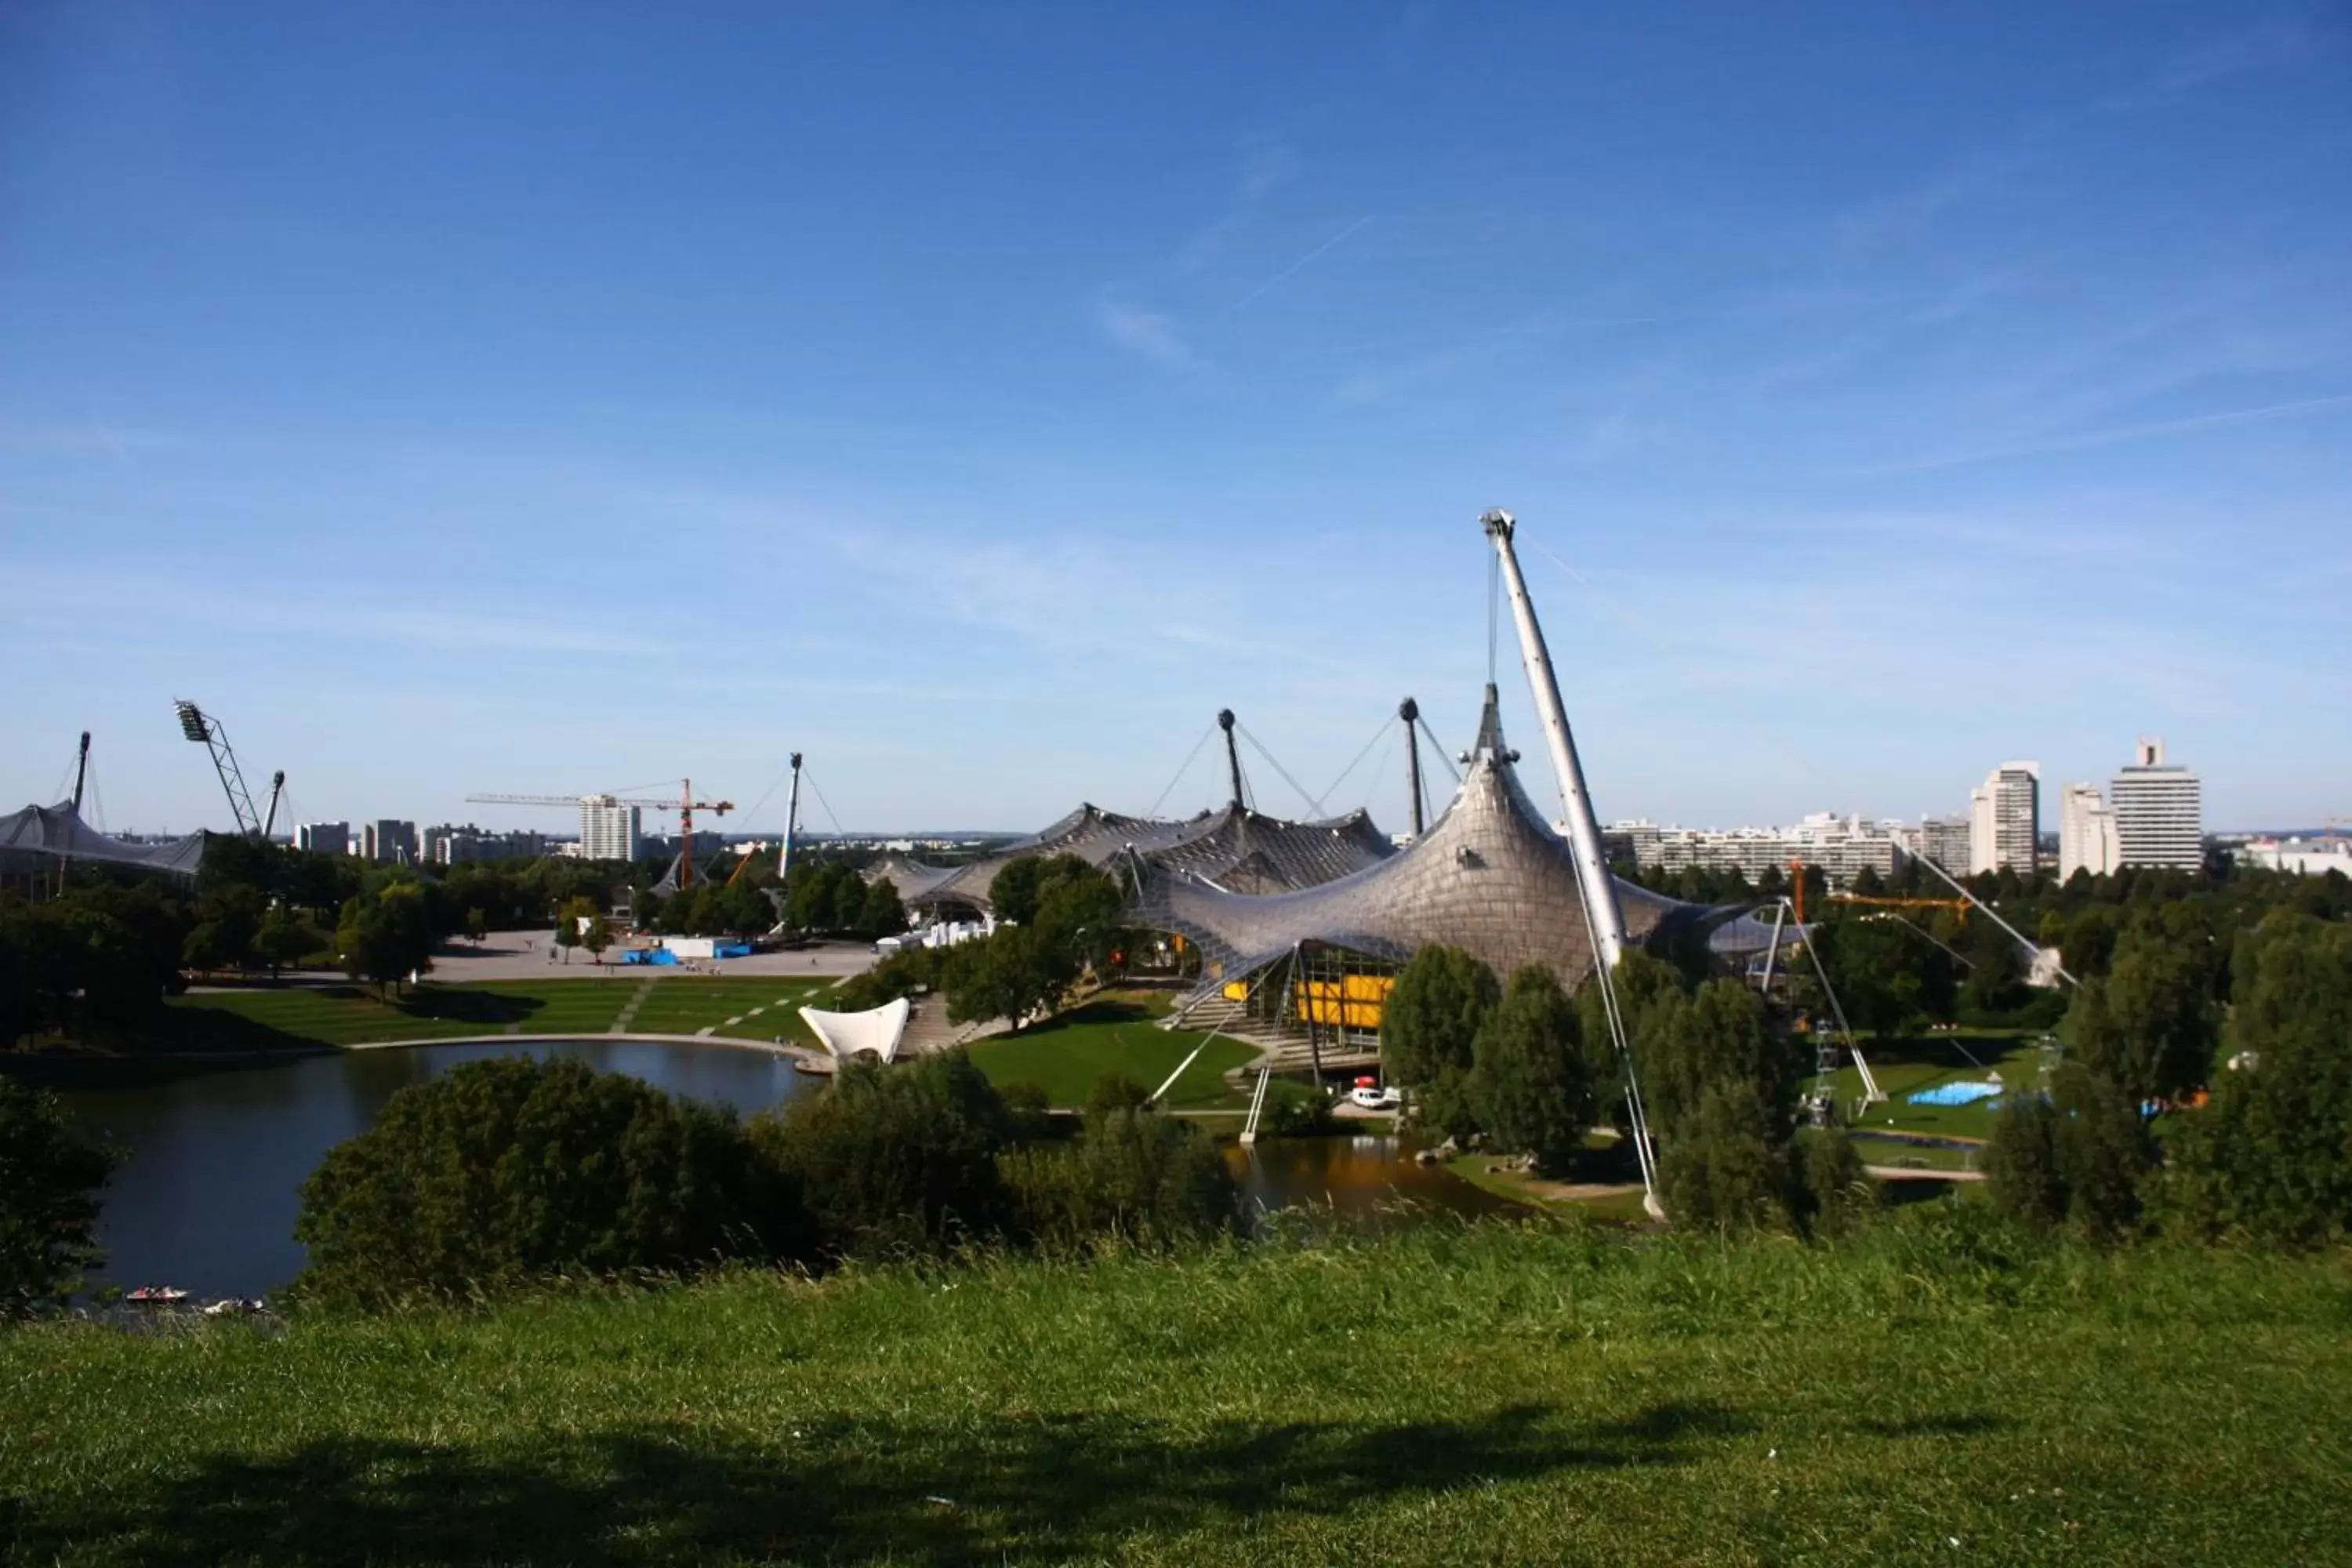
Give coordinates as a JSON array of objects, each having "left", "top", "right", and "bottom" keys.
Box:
[
  {"left": 173, "top": 699, "right": 268, "bottom": 838},
  {"left": 466, "top": 779, "right": 735, "bottom": 890},
  {"left": 1827, "top": 891, "right": 1969, "bottom": 924}
]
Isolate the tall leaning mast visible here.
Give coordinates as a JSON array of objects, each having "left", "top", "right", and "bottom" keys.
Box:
[{"left": 1480, "top": 509, "right": 1627, "bottom": 971}]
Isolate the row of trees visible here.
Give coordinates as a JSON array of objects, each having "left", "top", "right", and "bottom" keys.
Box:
[{"left": 1380, "top": 945, "right": 1867, "bottom": 1232}]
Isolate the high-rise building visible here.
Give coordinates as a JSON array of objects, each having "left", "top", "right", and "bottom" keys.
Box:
[
  {"left": 1969, "top": 762, "right": 2040, "bottom": 875},
  {"left": 2057, "top": 783, "right": 2120, "bottom": 881},
  {"left": 294, "top": 821, "right": 351, "bottom": 856},
  {"left": 361, "top": 819, "right": 417, "bottom": 865},
  {"left": 579, "top": 796, "right": 644, "bottom": 862},
  {"left": 2111, "top": 737, "right": 2203, "bottom": 870}
]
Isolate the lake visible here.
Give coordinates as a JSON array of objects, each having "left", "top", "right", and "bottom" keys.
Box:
[{"left": 52, "top": 1040, "right": 1512, "bottom": 1298}]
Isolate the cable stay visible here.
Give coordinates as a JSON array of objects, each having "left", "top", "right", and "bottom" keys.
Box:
[
  {"left": 1416, "top": 715, "right": 1462, "bottom": 786},
  {"left": 1234, "top": 719, "right": 1324, "bottom": 817},
  {"left": 1147, "top": 720, "right": 1221, "bottom": 818},
  {"left": 800, "top": 769, "right": 846, "bottom": 836},
  {"left": 1315, "top": 713, "right": 1395, "bottom": 812},
  {"left": 1909, "top": 851, "right": 2078, "bottom": 988},
  {"left": 1777, "top": 897, "right": 1886, "bottom": 1120}
]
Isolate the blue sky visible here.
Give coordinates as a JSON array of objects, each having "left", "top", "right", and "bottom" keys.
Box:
[{"left": 3, "top": 2, "right": 2347, "bottom": 839}]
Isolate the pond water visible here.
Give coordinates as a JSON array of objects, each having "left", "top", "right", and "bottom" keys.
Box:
[{"left": 51, "top": 1041, "right": 1510, "bottom": 1298}]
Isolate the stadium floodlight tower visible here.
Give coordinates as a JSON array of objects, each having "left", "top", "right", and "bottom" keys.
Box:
[
  {"left": 173, "top": 699, "right": 264, "bottom": 838},
  {"left": 1479, "top": 510, "right": 1626, "bottom": 970}
]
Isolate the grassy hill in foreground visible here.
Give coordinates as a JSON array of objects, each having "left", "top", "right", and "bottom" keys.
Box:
[{"left": 5, "top": 1219, "right": 2349, "bottom": 1565}]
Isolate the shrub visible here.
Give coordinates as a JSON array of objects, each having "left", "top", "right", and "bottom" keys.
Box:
[
  {"left": 751, "top": 1047, "right": 1014, "bottom": 1258},
  {"left": 1982, "top": 1065, "right": 2149, "bottom": 1240},
  {"left": 1791, "top": 1124, "right": 1877, "bottom": 1238},
  {"left": 1001, "top": 1100, "right": 1236, "bottom": 1248},
  {"left": 0, "top": 1078, "right": 120, "bottom": 1317},
  {"left": 1658, "top": 1079, "right": 1790, "bottom": 1229},
  {"left": 294, "top": 1057, "right": 777, "bottom": 1306}
]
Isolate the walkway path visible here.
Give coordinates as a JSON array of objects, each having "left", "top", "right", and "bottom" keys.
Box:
[{"left": 608, "top": 978, "right": 658, "bottom": 1035}]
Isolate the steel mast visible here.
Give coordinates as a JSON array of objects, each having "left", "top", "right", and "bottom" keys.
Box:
[
  {"left": 1399, "top": 698, "right": 1426, "bottom": 839},
  {"left": 778, "top": 753, "right": 804, "bottom": 894},
  {"left": 1480, "top": 510, "right": 1626, "bottom": 970}
]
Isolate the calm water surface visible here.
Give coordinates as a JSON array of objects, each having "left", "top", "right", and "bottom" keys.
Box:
[{"left": 56, "top": 1040, "right": 1508, "bottom": 1298}]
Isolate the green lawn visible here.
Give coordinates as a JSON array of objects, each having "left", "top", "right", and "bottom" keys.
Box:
[
  {"left": 968, "top": 997, "right": 1261, "bottom": 1110},
  {"left": 1827, "top": 1029, "right": 2053, "bottom": 1142},
  {"left": 5, "top": 1225, "right": 2348, "bottom": 1564},
  {"left": 161, "top": 978, "right": 829, "bottom": 1052}
]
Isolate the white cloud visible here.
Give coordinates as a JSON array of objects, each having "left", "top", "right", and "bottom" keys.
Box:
[{"left": 1096, "top": 301, "right": 1194, "bottom": 366}]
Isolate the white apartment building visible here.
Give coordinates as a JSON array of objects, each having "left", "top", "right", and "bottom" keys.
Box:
[
  {"left": 1969, "top": 762, "right": 2040, "bottom": 875},
  {"left": 1605, "top": 813, "right": 1902, "bottom": 887},
  {"left": 294, "top": 820, "right": 351, "bottom": 856},
  {"left": 579, "top": 797, "right": 644, "bottom": 862},
  {"left": 361, "top": 819, "right": 417, "bottom": 865},
  {"left": 2058, "top": 782, "right": 2121, "bottom": 881},
  {"left": 2235, "top": 836, "right": 2352, "bottom": 878},
  {"left": 2111, "top": 737, "right": 2203, "bottom": 871}
]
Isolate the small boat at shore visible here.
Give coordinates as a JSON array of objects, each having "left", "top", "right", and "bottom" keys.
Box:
[{"left": 125, "top": 1285, "right": 190, "bottom": 1305}]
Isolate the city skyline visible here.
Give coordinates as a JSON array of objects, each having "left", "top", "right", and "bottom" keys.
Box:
[{"left": 5, "top": 5, "right": 2348, "bottom": 835}]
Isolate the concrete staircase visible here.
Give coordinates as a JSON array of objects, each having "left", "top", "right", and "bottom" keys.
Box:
[
  {"left": 895, "top": 995, "right": 998, "bottom": 1057},
  {"left": 1162, "top": 993, "right": 1380, "bottom": 1077}
]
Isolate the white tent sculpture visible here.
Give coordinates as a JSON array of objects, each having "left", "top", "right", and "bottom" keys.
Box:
[{"left": 797, "top": 996, "right": 912, "bottom": 1064}]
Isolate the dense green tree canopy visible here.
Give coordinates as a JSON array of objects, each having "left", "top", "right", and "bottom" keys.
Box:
[
  {"left": 751, "top": 1048, "right": 1014, "bottom": 1258},
  {"left": 1468, "top": 966, "right": 1590, "bottom": 1172},
  {"left": 0, "top": 1079, "right": 119, "bottom": 1317},
  {"left": 1379, "top": 945, "right": 1498, "bottom": 1087}
]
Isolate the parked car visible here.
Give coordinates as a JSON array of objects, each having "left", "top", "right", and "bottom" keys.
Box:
[{"left": 1348, "top": 1084, "right": 1403, "bottom": 1110}]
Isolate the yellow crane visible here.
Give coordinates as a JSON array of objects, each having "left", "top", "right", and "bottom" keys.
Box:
[{"left": 466, "top": 779, "right": 735, "bottom": 890}]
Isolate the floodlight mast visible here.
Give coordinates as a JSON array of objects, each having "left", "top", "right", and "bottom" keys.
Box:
[
  {"left": 1479, "top": 511, "right": 1627, "bottom": 970},
  {"left": 172, "top": 699, "right": 263, "bottom": 838},
  {"left": 779, "top": 753, "right": 804, "bottom": 893}
]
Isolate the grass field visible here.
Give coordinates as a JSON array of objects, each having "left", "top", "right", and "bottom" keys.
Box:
[
  {"left": 1826, "top": 1028, "right": 2053, "bottom": 1142},
  {"left": 967, "top": 997, "right": 1262, "bottom": 1110},
  {"left": 4, "top": 1222, "right": 2347, "bottom": 1564},
  {"left": 160, "top": 978, "right": 833, "bottom": 1052}
]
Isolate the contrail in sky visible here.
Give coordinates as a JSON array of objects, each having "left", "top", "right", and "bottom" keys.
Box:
[{"left": 1232, "top": 215, "right": 1374, "bottom": 312}]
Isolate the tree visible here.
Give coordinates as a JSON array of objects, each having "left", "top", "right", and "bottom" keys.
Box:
[
  {"left": 1468, "top": 965, "right": 1590, "bottom": 1172},
  {"left": 2155, "top": 913, "right": 2352, "bottom": 1246},
  {"left": 1379, "top": 946, "right": 1498, "bottom": 1089},
  {"left": 251, "top": 906, "right": 321, "bottom": 978},
  {"left": 858, "top": 879, "right": 906, "bottom": 940},
  {"left": 2067, "top": 926, "right": 2219, "bottom": 1102},
  {"left": 337, "top": 884, "right": 437, "bottom": 993},
  {"left": 750, "top": 1047, "right": 1014, "bottom": 1258},
  {"left": 554, "top": 895, "right": 595, "bottom": 965},
  {"left": 943, "top": 926, "right": 1072, "bottom": 1030},
  {"left": 464, "top": 907, "right": 489, "bottom": 945},
  {"left": 988, "top": 856, "right": 1052, "bottom": 927},
  {"left": 1813, "top": 916, "right": 1930, "bottom": 1039},
  {"left": 0, "top": 1079, "right": 120, "bottom": 1316},
  {"left": 582, "top": 910, "right": 614, "bottom": 964},
  {"left": 294, "top": 1057, "right": 778, "bottom": 1306}
]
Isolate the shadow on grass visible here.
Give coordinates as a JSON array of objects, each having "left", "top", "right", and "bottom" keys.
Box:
[
  {"left": 390, "top": 989, "right": 549, "bottom": 1029},
  {"left": 8, "top": 1402, "right": 1744, "bottom": 1564},
  {"left": 1007, "top": 998, "right": 1160, "bottom": 1036}
]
